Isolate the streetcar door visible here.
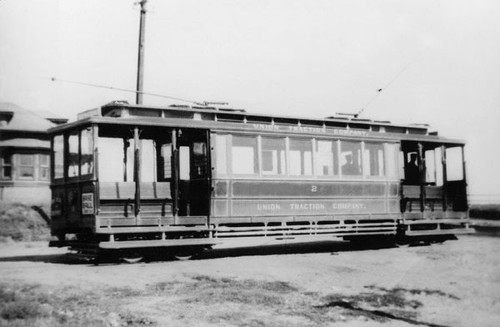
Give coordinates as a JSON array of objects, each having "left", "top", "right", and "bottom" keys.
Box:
[{"left": 176, "top": 129, "right": 211, "bottom": 217}]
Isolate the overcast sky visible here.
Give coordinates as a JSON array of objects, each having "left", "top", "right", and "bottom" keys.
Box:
[{"left": 1, "top": 0, "right": 499, "bottom": 197}]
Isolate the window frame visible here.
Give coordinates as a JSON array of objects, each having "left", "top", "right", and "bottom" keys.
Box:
[
  {"left": 261, "top": 136, "right": 287, "bottom": 176},
  {"left": 230, "top": 134, "right": 259, "bottom": 177},
  {"left": 340, "top": 140, "right": 363, "bottom": 178},
  {"left": 39, "top": 154, "right": 50, "bottom": 181},
  {"left": 363, "top": 141, "right": 386, "bottom": 179},
  {"left": 17, "top": 154, "right": 36, "bottom": 180},
  {"left": 0, "top": 154, "right": 12, "bottom": 180}
]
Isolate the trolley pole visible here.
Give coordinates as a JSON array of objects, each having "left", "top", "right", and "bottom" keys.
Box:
[{"left": 136, "top": 0, "right": 147, "bottom": 105}]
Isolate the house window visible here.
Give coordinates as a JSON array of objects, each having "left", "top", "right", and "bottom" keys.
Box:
[
  {"left": 1, "top": 154, "right": 12, "bottom": 179},
  {"left": 39, "top": 154, "right": 50, "bottom": 180},
  {"left": 18, "top": 154, "right": 35, "bottom": 179}
]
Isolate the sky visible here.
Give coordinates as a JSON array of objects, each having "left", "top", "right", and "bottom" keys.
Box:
[{"left": 1, "top": 0, "right": 499, "bottom": 198}]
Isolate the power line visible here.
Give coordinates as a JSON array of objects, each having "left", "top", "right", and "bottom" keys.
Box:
[
  {"left": 355, "top": 60, "right": 415, "bottom": 118},
  {"left": 49, "top": 77, "right": 205, "bottom": 106}
]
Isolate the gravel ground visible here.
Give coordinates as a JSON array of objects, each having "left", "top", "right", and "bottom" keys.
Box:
[{"left": 0, "top": 234, "right": 499, "bottom": 326}]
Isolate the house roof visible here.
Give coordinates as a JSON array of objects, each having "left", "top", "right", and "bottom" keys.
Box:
[
  {"left": 0, "top": 138, "right": 50, "bottom": 149},
  {"left": 0, "top": 102, "right": 57, "bottom": 132},
  {"left": 35, "top": 110, "right": 69, "bottom": 125}
]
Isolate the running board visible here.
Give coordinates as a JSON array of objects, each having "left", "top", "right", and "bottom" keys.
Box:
[
  {"left": 99, "top": 238, "right": 220, "bottom": 249},
  {"left": 405, "top": 227, "right": 474, "bottom": 237}
]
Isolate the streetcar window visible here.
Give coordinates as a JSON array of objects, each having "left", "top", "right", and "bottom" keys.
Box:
[
  {"left": 384, "top": 143, "right": 399, "bottom": 180},
  {"left": 98, "top": 137, "right": 134, "bottom": 182},
  {"left": 315, "top": 140, "right": 338, "bottom": 176},
  {"left": 81, "top": 128, "right": 94, "bottom": 176},
  {"left": 403, "top": 151, "right": 420, "bottom": 184},
  {"left": 363, "top": 142, "right": 385, "bottom": 177},
  {"left": 425, "top": 149, "right": 436, "bottom": 184},
  {"left": 179, "top": 146, "right": 190, "bottom": 180},
  {"left": 158, "top": 143, "right": 172, "bottom": 181},
  {"left": 446, "top": 146, "right": 464, "bottom": 181},
  {"left": 141, "top": 139, "right": 156, "bottom": 182},
  {"left": 289, "top": 138, "right": 313, "bottom": 176},
  {"left": 67, "top": 133, "right": 79, "bottom": 178},
  {"left": 231, "top": 135, "right": 258, "bottom": 175},
  {"left": 53, "top": 135, "right": 64, "bottom": 179},
  {"left": 215, "top": 135, "right": 228, "bottom": 175},
  {"left": 262, "top": 137, "right": 286, "bottom": 175},
  {"left": 425, "top": 147, "right": 443, "bottom": 186},
  {"left": 340, "top": 141, "right": 362, "bottom": 176}
]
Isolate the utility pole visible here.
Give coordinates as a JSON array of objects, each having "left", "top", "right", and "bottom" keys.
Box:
[{"left": 136, "top": 0, "right": 147, "bottom": 105}]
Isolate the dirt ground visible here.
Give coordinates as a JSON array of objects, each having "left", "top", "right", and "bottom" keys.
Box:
[{"left": 0, "top": 234, "right": 499, "bottom": 327}]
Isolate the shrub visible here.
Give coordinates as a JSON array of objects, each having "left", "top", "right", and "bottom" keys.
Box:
[{"left": 0, "top": 203, "right": 50, "bottom": 242}]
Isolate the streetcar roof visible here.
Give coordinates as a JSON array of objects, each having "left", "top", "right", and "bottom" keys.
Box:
[{"left": 48, "top": 102, "right": 465, "bottom": 145}]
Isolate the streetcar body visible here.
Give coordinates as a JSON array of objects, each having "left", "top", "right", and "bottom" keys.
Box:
[{"left": 48, "top": 102, "right": 470, "bottom": 257}]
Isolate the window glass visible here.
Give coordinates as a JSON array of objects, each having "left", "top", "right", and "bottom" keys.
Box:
[
  {"left": 141, "top": 139, "right": 156, "bottom": 182},
  {"left": 179, "top": 146, "right": 190, "bottom": 180},
  {"left": 262, "top": 137, "right": 286, "bottom": 175},
  {"left": 435, "top": 147, "right": 443, "bottom": 185},
  {"left": 81, "top": 128, "right": 94, "bottom": 176},
  {"left": 363, "top": 142, "right": 385, "bottom": 177},
  {"left": 384, "top": 143, "right": 399, "bottom": 179},
  {"left": 425, "top": 149, "right": 436, "bottom": 184},
  {"left": 231, "top": 135, "right": 258, "bottom": 175},
  {"left": 424, "top": 147, "right": 444, "bottom": 186},
  {"left": 341, "top": 141, "right": 362, "bottom": 176},
  {"left": 404, "top": 151, "right": 420, "bottom": 184},
  {"left": 98, "top": 137, "right": 134, "bottom": 182},
  {"left": 53, "top": 135, "right": 64, "bottom": 179},
  {"left": 215, "top": 135, "right": 228, "bottom": 175},
  {"left": 18, "top": 154, "right": 35, "bottom": 179},
  {"left": 446, "top": 147, "right": 464, "bottom": 181},
  {"left": 315, "top": 140, "right": 338, "bottom": 176},
  {"left": 159, "top": 143, "right": 172, "bottom": 181},
  {"left": 39, "top": 154, "right": 50, "bottom": 180},
  {"left": 1, "top": 154, "right": 12, "bottom": 179},
  {"left": 289, "top": 139, "right": 313, "bottom": 176},
  {"left": 67, "top": 133, "right": 79, "bottom": 177}
]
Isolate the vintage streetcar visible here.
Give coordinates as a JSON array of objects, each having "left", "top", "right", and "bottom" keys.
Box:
[{"left": 48, "top": 102, "right": 471, "bottom": 261}]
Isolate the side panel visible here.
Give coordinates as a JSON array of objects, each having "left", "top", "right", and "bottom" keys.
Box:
[{"left": 212, "top": 179, "right": 400, "bottom": 218}]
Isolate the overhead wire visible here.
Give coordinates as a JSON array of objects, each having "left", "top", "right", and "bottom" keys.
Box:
[
  {"left": 49, "top": 77, "right": 206, "bottom": 106},
  {"left": 355, "top": 59, "right": 416, "bottom": 118}
]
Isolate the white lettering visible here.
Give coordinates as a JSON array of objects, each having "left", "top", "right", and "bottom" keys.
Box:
[
  {"left": 257, "top": 203, "right": 281, "bottom": 211},
  {"left": 290, "top": 203, "right": 326, "bottom": 211},
  {"left": 331, "top": 203, "right": 365, "bottom": 210}
]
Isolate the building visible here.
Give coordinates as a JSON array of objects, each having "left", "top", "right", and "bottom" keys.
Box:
[{"left": 0, "top": 102, "right": 67, "bottom": 206}]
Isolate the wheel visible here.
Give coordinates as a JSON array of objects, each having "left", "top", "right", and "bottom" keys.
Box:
[
  {"left": 121, "top": 250, "right": 144, "bottom": 263},
  {"left": 173, "top": 254, "right": 193, "bottom": 261},
  {"left": 172, "top": 246, "right": 204, "bottom": 261}
]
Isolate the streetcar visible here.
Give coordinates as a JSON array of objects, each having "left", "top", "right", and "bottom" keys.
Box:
[{"left": 48, "top": 101, "right": 471, "bottom": 260}]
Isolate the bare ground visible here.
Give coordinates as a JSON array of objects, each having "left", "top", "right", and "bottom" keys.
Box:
[{"left": 0, "top": 235, "right": 499, "bottom": 327}]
